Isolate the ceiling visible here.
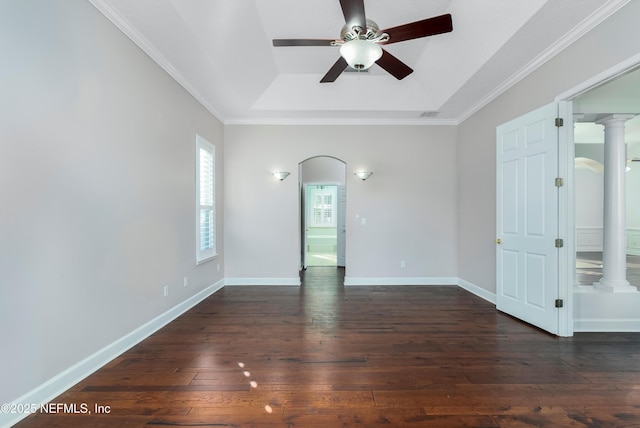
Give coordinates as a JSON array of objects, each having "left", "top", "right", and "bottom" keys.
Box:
[{"left": 89, "top": 0, "right": 630, "bottom": 125}]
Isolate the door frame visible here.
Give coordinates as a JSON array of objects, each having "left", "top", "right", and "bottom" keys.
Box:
[
  {"left": 553, "top": 52, "right": 640, "bottom": 336},
  {"left": 557, "top": 101, "right": 574, "bottom": 337},
  {"left": 302, "top": 183, "right": 339, "bottom": 268},
  {"left": 298, "top": 156, "right": 347, "bottom": 270}
]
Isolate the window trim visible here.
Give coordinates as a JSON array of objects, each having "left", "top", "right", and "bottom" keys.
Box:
[{"left": 195, "top": 134, "right": 216, "bottom": 264}]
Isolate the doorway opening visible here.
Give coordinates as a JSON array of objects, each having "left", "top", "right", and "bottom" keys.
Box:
[
  {"left": 299, "top": 156, "right": 346, "bottom": 270},
  {"left": 305, "top": 185, "right": 338, "bottom": 266},
  {"left": 572, "top": 76, "right": 640, "bottom": 287},
  {"left": 552, "top": 54, "right": 640, "bottom": 333}
]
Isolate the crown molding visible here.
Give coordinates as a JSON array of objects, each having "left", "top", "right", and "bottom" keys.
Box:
[
  {"left": 223, "top": 117, "right": 459, "bottom": 126},
  {"left": 90, "top": 0, "right": 630, "bottom": 127},
  {"left": 88, "top": 0, "right": 226, "bottom": 123},
  {"left": 457, "top": 0, "right": 632, "bottom": 124}
]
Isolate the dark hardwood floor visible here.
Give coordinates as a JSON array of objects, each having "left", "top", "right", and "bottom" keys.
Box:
[{"left": 15, "top": 267, "right": 640, "bottom": 427}]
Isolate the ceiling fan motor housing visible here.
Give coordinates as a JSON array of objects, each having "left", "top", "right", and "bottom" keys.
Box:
[
  {"left": 271, "top": 0, "right": 453, "bottom": 82},
  {"left": 341, "top": 19, "right": 381, "bottom": 41}
]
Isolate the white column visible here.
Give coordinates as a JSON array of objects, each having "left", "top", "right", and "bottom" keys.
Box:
[{"left": 594, "top": 114, "right": 636, "bottom": 292}]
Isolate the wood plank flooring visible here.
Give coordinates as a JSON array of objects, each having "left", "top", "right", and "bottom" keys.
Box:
[{"left": 14, "top": 267, "right": 640, "bottom": 427}]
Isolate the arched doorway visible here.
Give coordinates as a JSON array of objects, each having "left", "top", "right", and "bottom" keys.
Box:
[{"left": 299, "top": 156, "right": 346, "bottom": 269}]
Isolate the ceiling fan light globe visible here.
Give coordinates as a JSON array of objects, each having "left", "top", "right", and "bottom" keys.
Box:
[{"left": 339, "top": 39, "right": 382, "bottom": 71}]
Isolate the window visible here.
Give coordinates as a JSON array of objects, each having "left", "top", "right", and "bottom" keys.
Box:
[
  {"left": 196, "top": 135, "right": 216, "bottom": 263},
  {"left": 308, "top": 186, "right": 337, "bottom": 227}
]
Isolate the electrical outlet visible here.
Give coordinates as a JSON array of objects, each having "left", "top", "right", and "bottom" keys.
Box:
[
  {"left": 217, "top": 263, "right": 220, "bottom": 272},
  {"left": 400, "top": 261, "right": 406, "bottom": 269},
  {"left": 183, "top": 277, "right": 188, "bottom": 287},
  {"left": 361, "top": 218, "right": 367, "bottom": 225},
  {"left": 164, "top": 286, "right": 169, "bottom": 297}
]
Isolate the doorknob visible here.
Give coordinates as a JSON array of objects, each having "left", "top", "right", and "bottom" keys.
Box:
[{"left": 495, "top": 238, "right": 502, "bottom": 245}]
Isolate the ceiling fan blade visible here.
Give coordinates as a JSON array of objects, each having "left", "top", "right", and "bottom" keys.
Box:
[
  {"left": 381, "top": 14, "right": 453, "bottom": 45},
  {"left": 273, "top": 39, "right": 335, "bottom": 47},
  {"left": 376, "top": 49, "right": 413, "bottom": 80},
  {"left": 340, "top": 0, "right": 366, "bottom": 31},
  {"left": 320, "top": 57, "right": 349, "bottom": 83}
]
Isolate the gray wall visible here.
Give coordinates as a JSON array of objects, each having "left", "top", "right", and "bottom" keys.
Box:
[
  {"left": 224, "top": 125, "right": 458, "bottom": 282},
  {"left": 0, "top": 0, "right": 223, "bottom": 404},
  {"left": 457, "top": 0, "right": 640, "bottom": 293}
]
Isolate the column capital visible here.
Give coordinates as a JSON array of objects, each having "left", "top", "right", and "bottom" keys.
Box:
[{"left": 595, "top": 114, "right": 636, "bottom": 125}]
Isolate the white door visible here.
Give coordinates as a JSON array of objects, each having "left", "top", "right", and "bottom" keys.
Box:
[
  {"left": 337, "top": 185, "right": 346, "bottom": 267},
  {"left": 496, "top": 102, "right": 562, "bottom": 335}
]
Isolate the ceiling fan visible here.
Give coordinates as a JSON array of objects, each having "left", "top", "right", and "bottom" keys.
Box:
[{"left": 272, "top": 0, "right": 453, "bottom": 83}]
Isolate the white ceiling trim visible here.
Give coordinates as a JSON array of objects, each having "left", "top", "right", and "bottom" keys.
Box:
[
  {"left": 88, "top": 0, "right": 226, "bottom": 123},
  {"left": 89, "top": 0, "right": 630, "bottom": 127},
  {"left": 556, "top": 51, "right": 640, "bottom": 102},
  {"left": 456, "top": 0, "right": 631, "bottom": 124},
  {"left": 224, "top": 117, "right": 460, "bottom": 126}
]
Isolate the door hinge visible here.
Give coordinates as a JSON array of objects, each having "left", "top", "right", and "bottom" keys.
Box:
[
  {"left": 555, "top": 238, "right": 564, "bottom": 248},
  {"left": 555, "top": 117, "right": 564, "bottom": 127},
  {"left": 555, "top": 299, "right": 564, "bottom": 308},
  {"left": 555, "top": 177, "right": 564, "bottom": 187}
]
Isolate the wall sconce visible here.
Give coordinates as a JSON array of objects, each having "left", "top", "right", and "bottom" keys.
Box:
[
  {"left": 354, "top": 171, "right": 373, "bottom": 181},
  {"left": 272, "top": 171, "right": 290, "bottom": 181}
]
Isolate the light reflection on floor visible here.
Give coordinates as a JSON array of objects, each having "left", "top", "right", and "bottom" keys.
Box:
[
  {"left": 237, "top": 361, "right": 272, "bottom": 414},
  {"left": 306, "top": 252, "right": 337, "bottom": 266},
  {"left": 234, "top": 269, "right": 346, "bottom": 417}
]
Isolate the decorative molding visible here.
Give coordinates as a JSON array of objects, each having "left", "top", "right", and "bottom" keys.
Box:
[
  {"left": 576, "top": 227, "right": 603, "bottom": 252},
  {"left": 628, "top": 228, "right": 640, "bottom": 256},
  {"left": 556, "top": 52, "right": 640, "bottom": 101},
  {"left": 575, "top": 227, "right": 640, "bottom": 254},
  {"left": 1, "top": 280, "right": 225, "bottom": 428},
  {"left": 89, "top": 0, "right": 631, "bottom": 127},
  {"left": 223, "top": 117, "right": 460, "bottom": 126},
  {"left": 224, "top": 278, "right": 301, "bottom": 286},
  {"left": 87, "top": 0, "right": 225, "bottom": 123},
  {"left": 460, "top": 0, "right": 632, "bottom": 124},
  {"left": 457, "top": 279, "right": 497, "bottom": 305},
  {"left": 344, "top": 277, "right": 458, "bottom": 286}
]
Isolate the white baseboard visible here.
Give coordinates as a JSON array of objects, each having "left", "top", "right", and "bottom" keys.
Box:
[
  {"left": 344, "top": 277, "right": 458, "bottom": 286},
  {"left": 224, "top": 277, "right": 301, "bottom": 286},
  {"left": 457, "top": 278, "right": 497, "bottom": 305},
  {"left": 342, "top": 277, "right": 497, "bottom": 307},
  {"left": 574, "top": 319, "right": 640, "bottom": 332},
  {"left": 573, "top": 285, "right": 640, "bottom": 332},
  {"left": 1, "top": 280, "right": 224, "bottom": 428}
]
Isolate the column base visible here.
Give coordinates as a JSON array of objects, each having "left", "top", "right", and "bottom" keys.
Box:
[{"left": 594, "top": 279, "right": 637, "bottom": 293}]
